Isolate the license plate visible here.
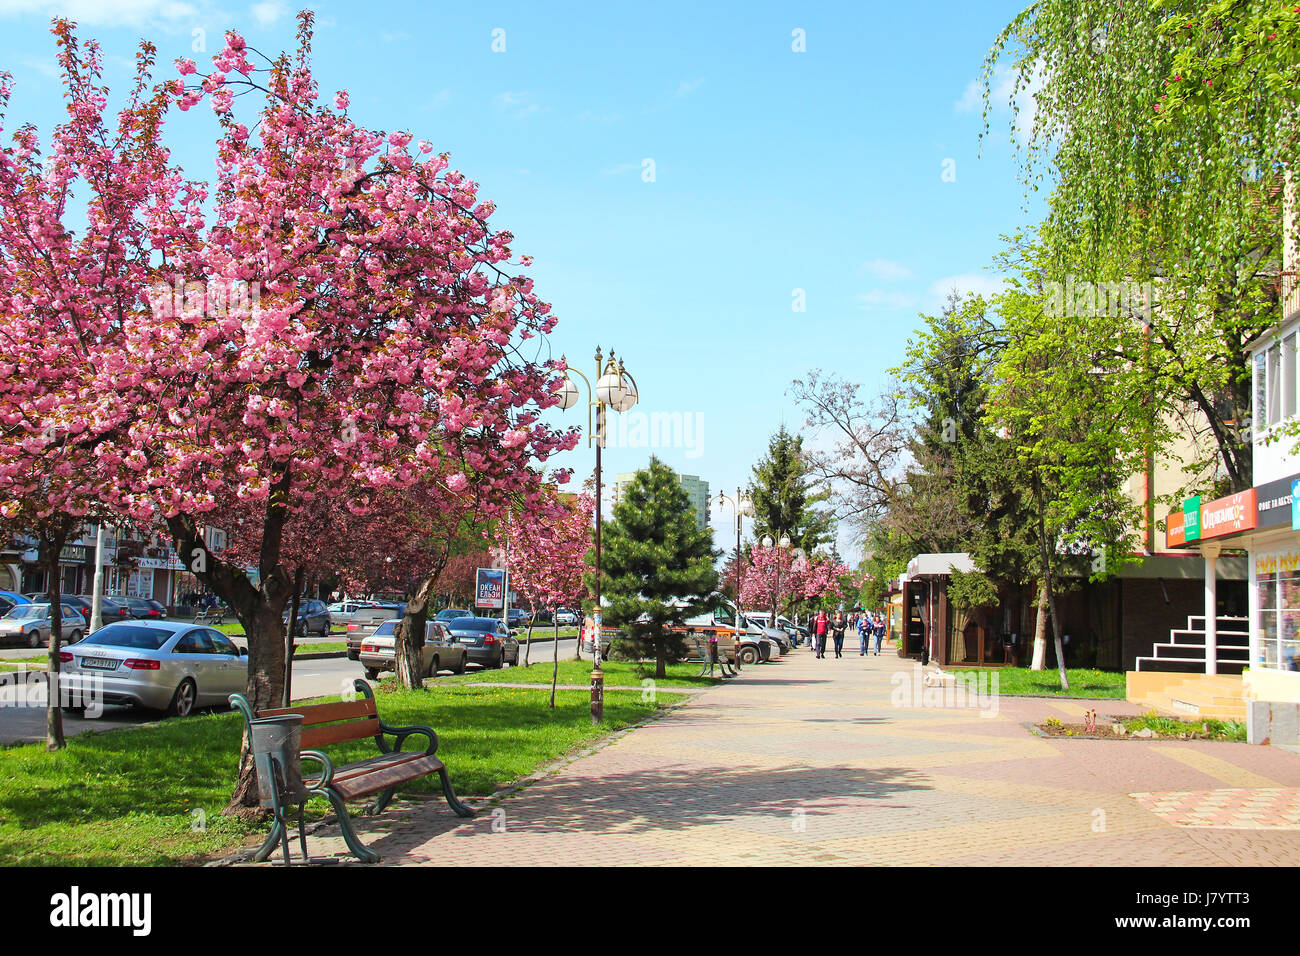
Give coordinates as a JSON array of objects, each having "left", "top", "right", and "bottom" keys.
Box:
[{"left": 80, "top": 657, "right": 119, "bottom": 670}]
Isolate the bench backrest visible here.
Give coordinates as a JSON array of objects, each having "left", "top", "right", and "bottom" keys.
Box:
[{"left": 257, "top": 697, "right": 380, "bottom": 749}]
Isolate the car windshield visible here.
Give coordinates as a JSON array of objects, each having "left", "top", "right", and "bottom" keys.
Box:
[
  {"left": 374, "top": 621, "right": 397, "bottom": 636},
  {"left": 437, "top": 609, "right": 468, "bottom": 619},
  {"left": 449, "top": 617, "right": 496, "bottom": 631},
  {"left": 79, "top": 624, "right": 171, "bottom": 650},
  {"left": 4, "top": 604, "right": 45, "bottom": 619}
]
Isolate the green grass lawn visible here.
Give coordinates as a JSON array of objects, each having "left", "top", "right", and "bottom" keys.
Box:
[
  {"left": 948, "top": 666, "right": 1127, "bottom": 698},
  {"left": 435, "top": 658, "right": 722, "bottom": 689},
  {"left": 0, "top": 684, "right": 682, "bottom": 866},
  {"left": 294, "top": 642, "right": 345, "bottom": 655},
  {"left": 517, "top": 627, "right": 580, "bottom": 641}
]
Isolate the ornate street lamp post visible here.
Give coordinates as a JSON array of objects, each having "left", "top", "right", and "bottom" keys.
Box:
[
  {"left": 761, "top": 533, "right": 792, "bottom": 634},
  {"left": 555, "top": 348, "right": 639, "bottom": 723},
  {"left": 714, "top": 489, "right": 749, "bottom": 611}
]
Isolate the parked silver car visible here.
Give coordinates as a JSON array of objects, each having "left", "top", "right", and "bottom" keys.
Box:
[
  {"left": 57, "top": 620, "right": 248, "bottom": 716},
  {"left": 359, "top": 619, "right": 468, "bottom": 680},
  {"left": 345, "top": 604, "right": 404, "bottom": 659},
  {"left": 0, "top": 602, "right": 86, "bottom": 648}
]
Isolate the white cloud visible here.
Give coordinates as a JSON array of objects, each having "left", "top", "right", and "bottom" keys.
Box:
[
  {"left": 857, "top": 289, "right": 921, "bottom": 311},
  {"left": 249, "top": 0, "right": 287, "bottom": 27},
  {"left": 926, "top": 272, "right": 1007, "bottom": 306},
  {"left": 858, "top": 259, "right": 913, "bottom": 281},
  {"left": 674, "top": 78, "right": 703, "bottom": 98},
  {"left": 0, "top": 0, "right": 198, "bottom": 27},
  {"left": 955, "top": 63, "right": 1045, "bottom": 140},
  {"left": 496, "top": 91, "right": 542, "bottom": 119},
  {"left": 599, "top": 161, "right": 640, "bottom": 176}
]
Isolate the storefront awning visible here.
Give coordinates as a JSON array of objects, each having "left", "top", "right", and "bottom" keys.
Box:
[{"left": 904, "top": 552, "right": 976, "bottom": 579}]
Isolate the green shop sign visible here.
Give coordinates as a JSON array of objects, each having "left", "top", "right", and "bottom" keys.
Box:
[{"left": 1183, "top": 495, "right": 1202, "bottom": 542}]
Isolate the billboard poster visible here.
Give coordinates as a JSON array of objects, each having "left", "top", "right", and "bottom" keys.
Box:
[{"left": 475, "top": 568, "right": 505, "bottom": 610}]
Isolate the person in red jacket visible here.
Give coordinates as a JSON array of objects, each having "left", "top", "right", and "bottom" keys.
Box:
[{"left": 814, "top": 609, "right": 829, "bottom": 658}]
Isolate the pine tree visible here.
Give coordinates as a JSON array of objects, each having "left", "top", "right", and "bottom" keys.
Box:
[
  {"left": 593, "top": 457, "right": 720, "bottom": 678},
  {"left": 748, "top": 425, "right": 833, "bottom": 553}
]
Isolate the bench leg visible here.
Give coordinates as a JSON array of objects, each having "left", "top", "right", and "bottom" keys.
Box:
[
  {"left": 369, "top": 787, "right": 396, "bottom": 816},
  {"left": 438, "top": 766, "right": 475, "bottom": 818},
  {"left": 250, "top": 817, "right": 284, "bottom": 863},
  {"left": 327, "top": 789, "right": 380, "bottom": 863}
]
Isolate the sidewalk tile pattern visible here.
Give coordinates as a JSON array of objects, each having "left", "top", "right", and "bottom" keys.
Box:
[{"left": 243, "top": 649, "right": 1300, "bottom": 866}]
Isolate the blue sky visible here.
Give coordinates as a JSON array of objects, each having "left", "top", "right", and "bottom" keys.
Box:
[{"left": 0, "top": 0, "right": 1042, "bottom": 560}]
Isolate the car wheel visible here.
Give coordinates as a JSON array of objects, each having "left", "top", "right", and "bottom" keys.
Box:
[
  {"left": 424, "top": 655, "right": 440, "bottom": 679},
  {"left": 347, "top": 649, "right": 360, "bottom": 661},
  {"left": 168, "top": 679, "right": 197, "bottom": 717},
  {"left": 67, "top": 629, "right": 83, "bottom": 644},
  {"left": 318, "top": 620, "right": 329, "bottom": 636},
  {"left": 454, "top": 656, "right": 467, "bottom": 675},
  {"left": 739, "top": 646, "right": 759, "bottom": 665},
  {"left": 27, "top": 630, "right": 41, "bottom": 649},
  {"left": 364, "top": 667, "right": 380, "bottom": 681}
]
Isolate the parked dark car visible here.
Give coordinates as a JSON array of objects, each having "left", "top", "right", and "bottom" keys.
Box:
[
  {"left": 531, "top": 608, "right": 554, "bottom": 626},
  {"left": 282, "top": 599, "right": 331, "bottom": 637},
  {"left": 117, "top": 596, "right": 166, "bottom": 620},
  {"left": 97, "top": 597, "right": 134, "bottom": 624},
  {"left": 445, "top": 616, "right": 519, "bottom": 669},
  {"left": 0, "top": 591, "right": 30, "bottom": 616},
  {"left": 506, "top": 607, "right": 531, "bottom": 628},
  {"left": 434, "top": 607, "right": 471, "bottom": 624},
  {"left": 26, "top": 593, "right": 94, "bottom": 622}
]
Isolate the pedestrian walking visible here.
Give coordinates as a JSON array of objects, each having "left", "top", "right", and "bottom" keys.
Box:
[
  {"left": 874, "top": 614, "right": 885, "bottom": 655},
  {"left": 858, "top": 613, "right": 869, "bottom": 655},
  {"left": 814, "top": 609, "right": 828, "bottom": 658},
  {"left": 831, "top": 610, "right": 847, "bottom": 658}
]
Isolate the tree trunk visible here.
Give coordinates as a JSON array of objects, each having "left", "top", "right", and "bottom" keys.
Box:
[
  {"left": 165, "top": 512, "right": 291, "bottom": 817},
  {"left": 1032, "top": 472, "right": 1068, "bottom": 690},
  {"left": 1046, "top": 581, "right": 1070, "bottom": 691},
  {"left": 550, "top": 618, "right": 559, "bottom": 709},
  {"left": 1030, "top": 577, "right": 1049, "bottom": 671},
  {"left": 655, "top": 637, "right": 667, "bottom": 680},
  {"left": 283, "top": 566, "right": 304, "bottom": 707},
  {"left": 523, "top": 613, "right": 534, "bottom": 667},
  {"left": 42, "top": 527, "right": 68, "bottom": 752},
  {"left": 395, "top": 575, "right": 433, "bottom": 689}
]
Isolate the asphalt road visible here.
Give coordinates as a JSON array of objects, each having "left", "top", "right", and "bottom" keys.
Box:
[{"left": 0, "top": 636, "right": 583, "bottom": 745}]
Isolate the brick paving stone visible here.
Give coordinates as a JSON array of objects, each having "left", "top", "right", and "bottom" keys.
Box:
[{"left": 233, "top": 646, "right": 1300, "bottom": 866}]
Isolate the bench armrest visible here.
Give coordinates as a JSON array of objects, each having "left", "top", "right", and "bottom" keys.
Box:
[
  {"left": 376, "top": 720, "right": 438, "bottom": 757},
  {"left": 300, "top": 749, "right": 334, "bottom": 792}
]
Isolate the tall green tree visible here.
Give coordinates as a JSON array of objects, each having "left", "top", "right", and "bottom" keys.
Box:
[
  {"left": 593, "top": 458, "right": 720, "bottom": 678},
  {"left": 748, "top": 425, "right": 833, "bottom": 553}
]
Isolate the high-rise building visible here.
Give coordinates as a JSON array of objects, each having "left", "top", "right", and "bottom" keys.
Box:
[{"left": 614, "top": 471, "right": 710, "bottom": 531}]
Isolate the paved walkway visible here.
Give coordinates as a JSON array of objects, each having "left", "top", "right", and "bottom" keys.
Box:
[{"left": 263, "top": 645, "right": 1300, "bottom": 866}]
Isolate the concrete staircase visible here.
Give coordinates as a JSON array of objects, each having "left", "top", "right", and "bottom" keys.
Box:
[
  {"left": 1127, "top": 672, "right": 1248, "bottom": 721},
  {"left": 1135, "top": 615, "right": 1249, "bottom": 675}
]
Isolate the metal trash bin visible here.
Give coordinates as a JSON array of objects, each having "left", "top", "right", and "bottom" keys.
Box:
[{"left": 249, "top": 714, "right": 307, "bottom": 808}]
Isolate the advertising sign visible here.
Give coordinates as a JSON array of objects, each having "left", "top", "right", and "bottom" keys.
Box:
[
  {"left": 1183, "top": 495, "right": 1202, "bottom": 543},
  {"left": 475, "top": 568, "right": 505, "bottom": 610}
]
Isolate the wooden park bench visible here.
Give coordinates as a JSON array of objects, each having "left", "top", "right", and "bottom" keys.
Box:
[
  {"left": 681, "top": 629, "right": 738, "bottom": 678},
  {"left": 229, "top": 679, "right": 474, "bottom": 863},
  {"left": 193, "top": 606, "right": 225, "bottom": 626}
]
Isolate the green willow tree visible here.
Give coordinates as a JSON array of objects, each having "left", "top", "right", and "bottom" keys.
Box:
[
  {"left": 592, "top": 458, "right": 719, "bottom": 679},
  {"left": 986, "top": 1, "right": 1289, "bottom": 494}
]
